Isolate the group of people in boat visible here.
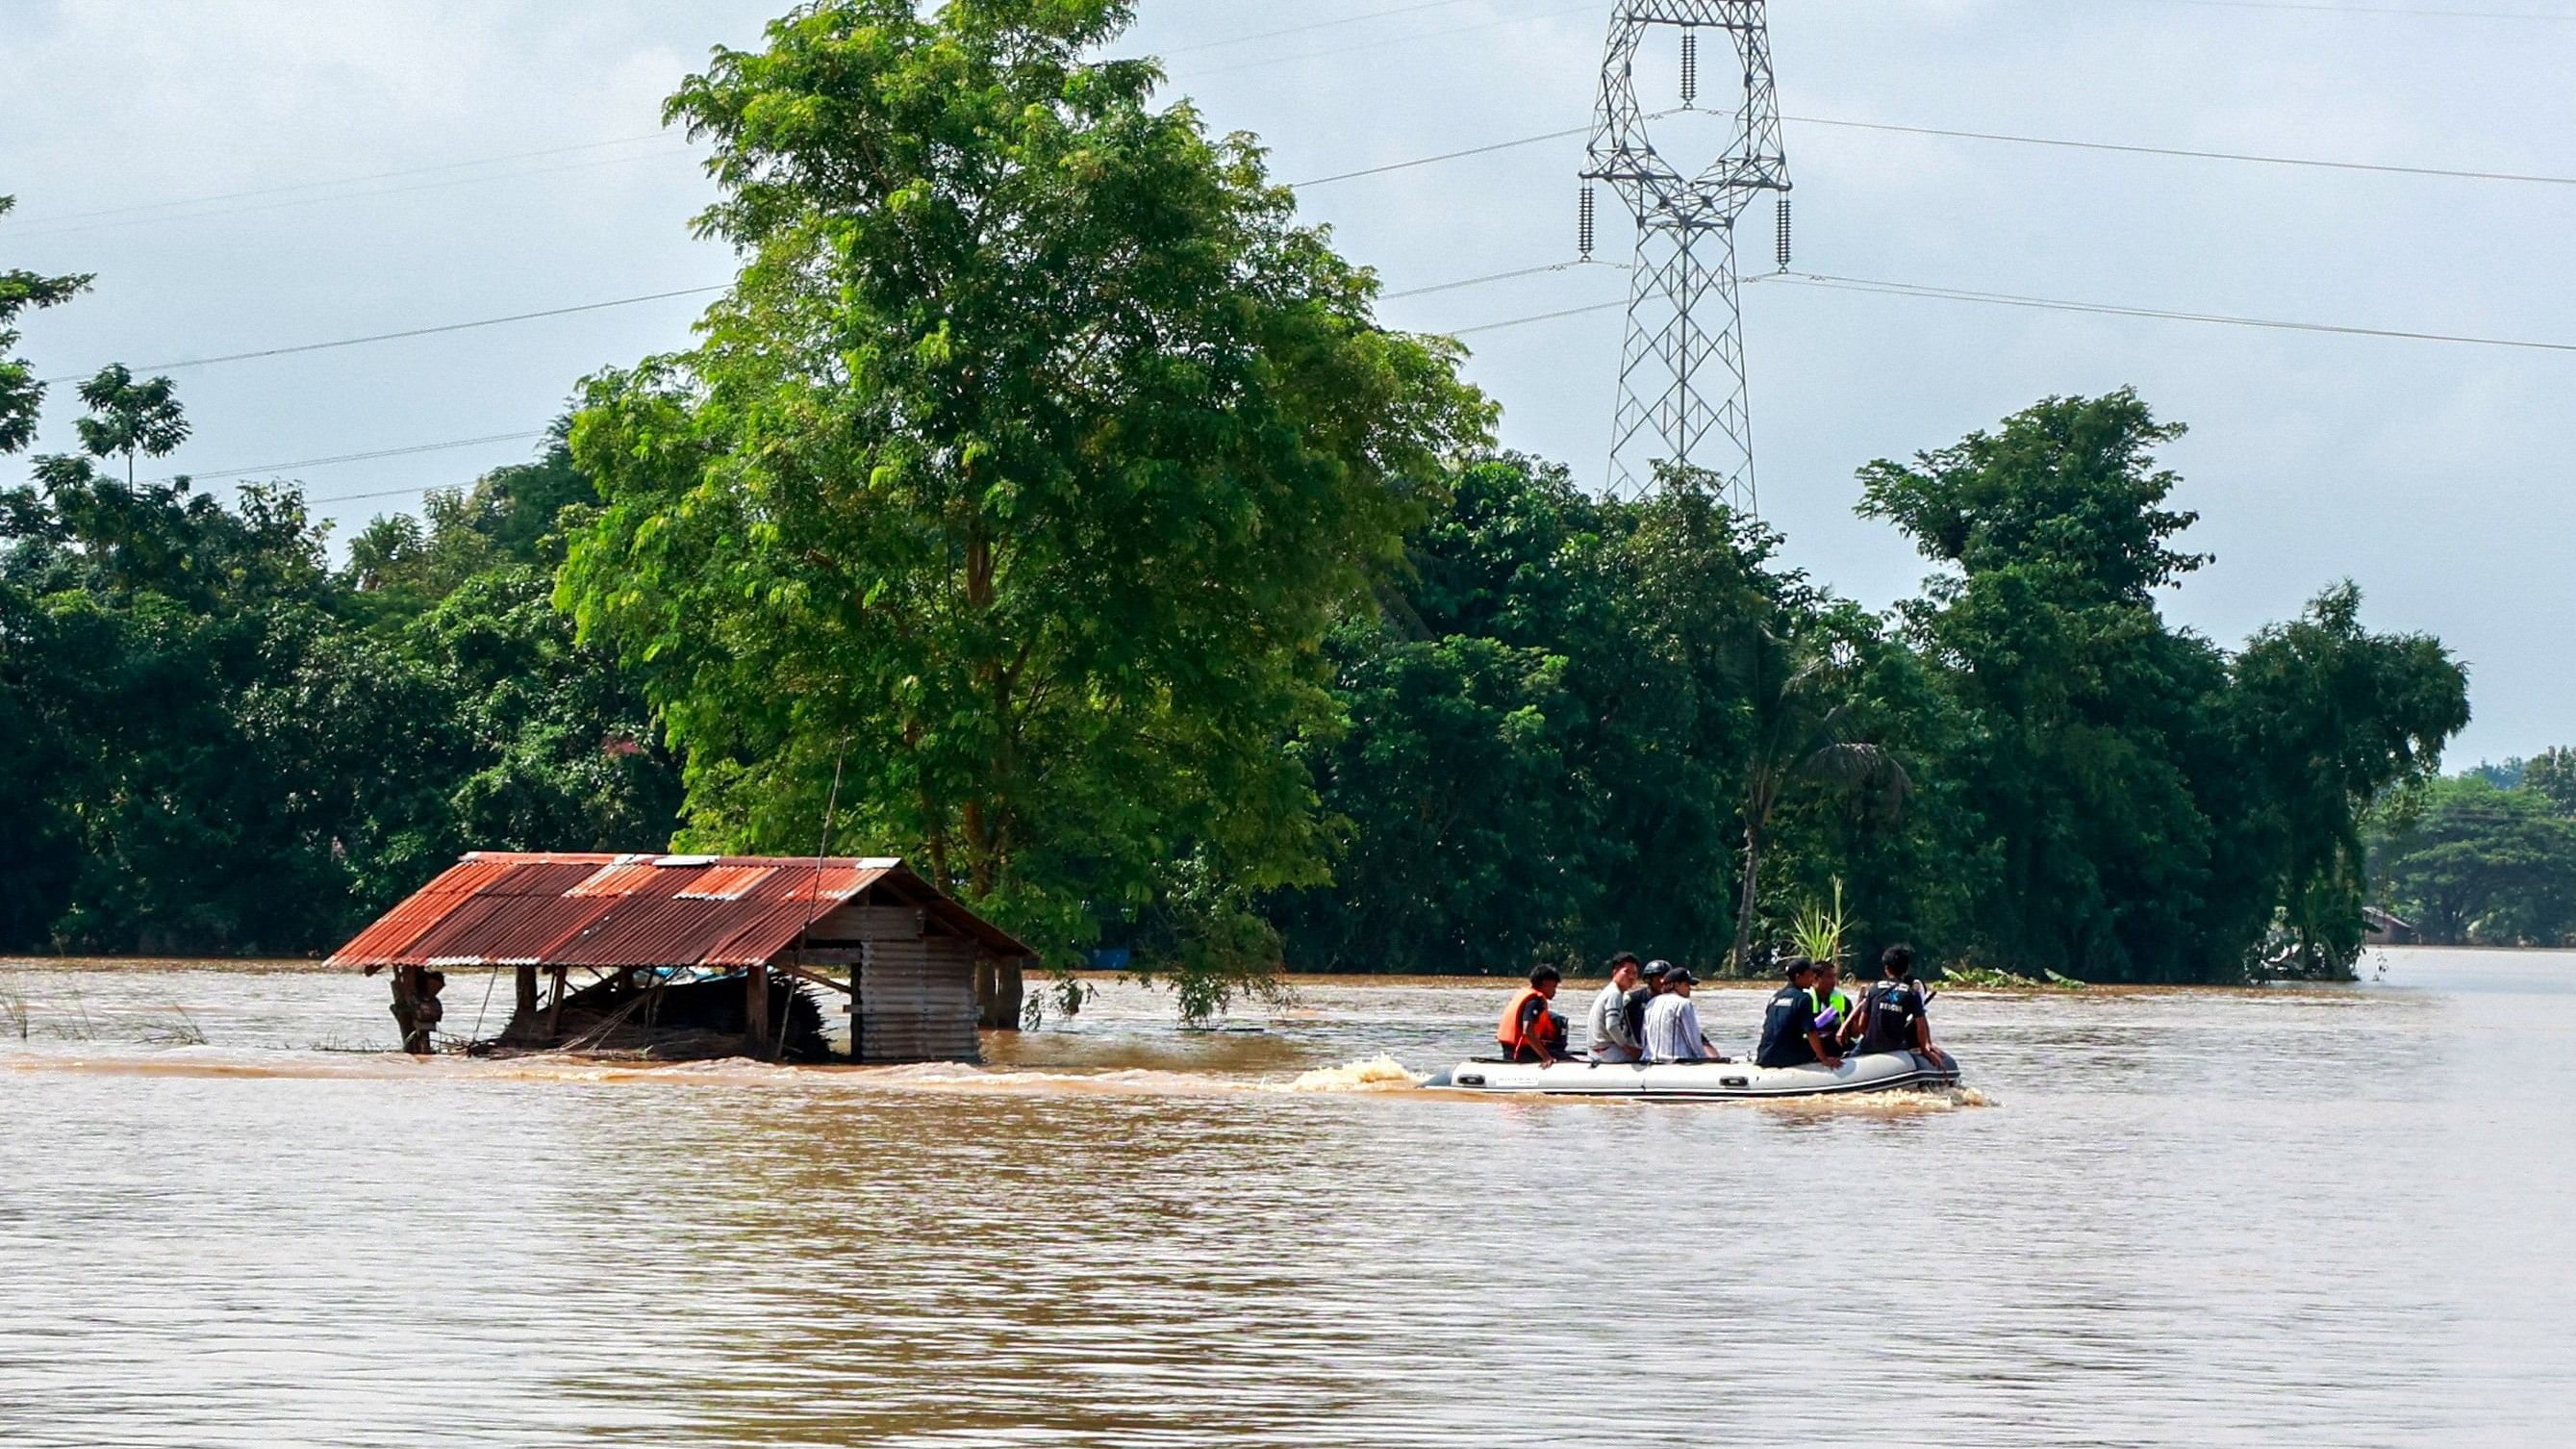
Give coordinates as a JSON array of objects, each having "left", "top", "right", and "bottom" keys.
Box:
[{"left": 1493, "top": 947, "right": 1951, "bottom": 1070}]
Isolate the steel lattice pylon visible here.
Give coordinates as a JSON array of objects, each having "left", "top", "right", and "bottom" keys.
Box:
[{"left": 1582, "top": 0, "right": 1788, "bottom": 508}]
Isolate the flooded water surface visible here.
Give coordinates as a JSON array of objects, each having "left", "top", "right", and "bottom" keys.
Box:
[{"left": 1, "top": 950, "right": 2568, "bottom": 1447}]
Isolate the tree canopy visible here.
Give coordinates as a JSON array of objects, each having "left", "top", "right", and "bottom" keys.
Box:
[
  {"left": 0, "top": 56, "right": 2491, "bottom": 991},
  {"left": 2372, "top": 769, "right": 2576, "bottom": 947},
  {"left": 0, "top": 346, "right": 680, "bottom": 952},
  {"left": 559, "top": 0, "right": 1491, "bottom": 994}
]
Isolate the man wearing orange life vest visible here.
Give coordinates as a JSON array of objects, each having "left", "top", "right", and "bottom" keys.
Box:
[{"left": 1497, "top": 966, "right": 1569, "bottom": 1064}]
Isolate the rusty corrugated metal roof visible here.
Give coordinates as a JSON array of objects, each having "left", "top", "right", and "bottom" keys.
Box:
[{"left": 327, "top": 852, "right": 1033, "bottom": 970}]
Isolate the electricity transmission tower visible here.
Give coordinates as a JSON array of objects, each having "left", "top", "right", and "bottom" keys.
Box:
[{"left": 1580, "top": 1, "right": 1790, "bottom": 508}]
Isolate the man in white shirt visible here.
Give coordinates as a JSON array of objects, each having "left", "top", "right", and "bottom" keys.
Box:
[
  {"left": 1640, "top": 967, "right": 1722, "bottom": 1062},
  {"left": 1586, "top": 953, "right": 1644, "bottom": 1062}
]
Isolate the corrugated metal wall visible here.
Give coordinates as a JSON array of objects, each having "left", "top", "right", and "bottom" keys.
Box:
[
  {"left": 857, "top": 936, "right": 981, "bottom": 1064},
  {"left": 812, "top": 903, "right": 924, "bottom": 942}
]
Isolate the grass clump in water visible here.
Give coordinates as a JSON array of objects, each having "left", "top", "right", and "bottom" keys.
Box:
[{"left": 1937, "top": 963, "right": 2088, "bottom": 990}]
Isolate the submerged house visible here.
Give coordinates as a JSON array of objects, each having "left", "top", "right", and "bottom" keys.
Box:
[
  {"left": 327, "top": 852, "right": 1033, "bottom": 1063},
  {"left": 2362, "top": 905, "right": 2419, "bottom": 948}
]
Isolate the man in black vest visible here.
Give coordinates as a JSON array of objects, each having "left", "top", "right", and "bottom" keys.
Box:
[
  {"left": 1755, "top": 957, "right": 1841, "bottom": 1069},
  {"left": 1858, "top": 945, "right": 1951, "bottom": 1066}
]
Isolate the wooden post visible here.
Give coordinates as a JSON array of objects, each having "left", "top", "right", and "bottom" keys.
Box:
[
  {"left": 390, "top": 966, "right": 424, "bottom": 1055},
  {"left": 976, "top": 957, "right": 1025, "bottom": 1030},
  {"left": 545, "top": 964, "right": 567, "bottom": 1041},
  {"left": 998, "top": 958, "right": 1024, "bottom": 1031},
  {"left": 745, "top": 965, "right": 770, "bottom": 1053},
  {"left": 515, "top": 964, "right": 538, "bottom": 1024}
]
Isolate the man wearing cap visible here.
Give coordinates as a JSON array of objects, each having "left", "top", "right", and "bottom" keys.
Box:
[
  {"left": 1756, "top": 957, "right": 1843, "bottom": 1070},
  {"left": 1621, "top": 958, "right": 1672, "bottom": 1054},
  {"left": 1640, "top": 966, "right": 1721, "bottom": 1062},
  {"left": 1587, "top": 953, "right": 1645, "bottom": 1063}
]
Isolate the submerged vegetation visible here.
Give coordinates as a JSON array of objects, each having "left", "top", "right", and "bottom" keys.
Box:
[{"left": 0, "top": 1, "right": 2499, "bottom": 996}]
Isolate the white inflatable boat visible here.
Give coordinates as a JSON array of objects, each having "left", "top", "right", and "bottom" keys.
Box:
[{"left": 1423, "top": 1050, "right": 1958, "bottom": 1101}]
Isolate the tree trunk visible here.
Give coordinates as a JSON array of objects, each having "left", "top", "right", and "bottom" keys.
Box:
[{"left": 1731, "top": 823, "right": 1765, "bottom": 975}]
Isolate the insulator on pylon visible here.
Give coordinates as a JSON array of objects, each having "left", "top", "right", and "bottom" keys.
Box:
[
  {"left": 1578, "top": 186, "right": 1597, "bottom": 259},
  {"left": 1679, "top": 30, "right": 1699, "bottom": 106},
  {"left": 1776, "top": 195, "right": 1792, "bottom": 271}
]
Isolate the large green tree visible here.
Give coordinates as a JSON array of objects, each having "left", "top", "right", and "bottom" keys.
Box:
[
  {"left": 1, "top": 196, "right": 90, "bottom": 455},
  {"left": 0, "top": 326, "right": 679, "bottom": 952},
  {"left": 1273, "top": 456, "right": 1888, "bottom": 977},
  {"left": 2373, "top": 775, "right": 2576, "bottom": 945},
  {"left": 1861, "top": 390, "right": 2467, "bottom": 980},
  {"left": 0, "top": 196, "right": 94, "bottom": 939},
  {"left": 1862, "top": 391, "right": 2237, "bottom": 979},
  {"left": 560, "top": 0, "right": 1490, "bottom": 975},
  {"left": 2228, "top": 583, "right": 2468, "bottom": 972}
]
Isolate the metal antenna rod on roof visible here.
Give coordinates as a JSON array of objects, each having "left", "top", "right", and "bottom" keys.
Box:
[{"left": 780, "top": 735, "right": 853, "bottom": 1063}]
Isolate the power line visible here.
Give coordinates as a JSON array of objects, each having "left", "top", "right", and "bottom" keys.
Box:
[
  {"left": 1185, "top": 2, "right": 1598, "bottom": 80},
  {"left": 40, "top": 286, "right": 726, "bottom": 385},
  {"left": 40, "top": 88, "right": 2576, "bottom": 386},
  {"left": 1163, "top": 0, "right": 1484, "bottom": 54},
  {"left": 3, "top": 3, "right": 1572, "bottom": 237},
  {"left": 167, "top": 430, "right": 549, "bottom": 487},
  {"left": 38, "top": 264, "right": 1583, "bottom": 388},
  {"left": 2114, "top": 0, "right": 2576, "bottom": 21},
  {"left": 1773, "top": 270, "right": 2576, "bottom": 354},
  {"left": 1380, "top": 259, "right": 1617, "bottom": 300},
  {"left": 1787, "top": 114, "right": 2576, "bottom": 189},
  {"left": 1297, "top": 110, "right": 2576, "bottom": 195},
  {"left": 19, "top": 0, "right": 2568, "bottom": 242},
  {"left": 1294, "top": 125, "right": 1591, "bottom": 189},
  {"left": 11, "top": 134, "right": 672, "bottom": 228},
  {"left": 172, "top": 269, "right": 1616, "bottom": 499},
  {"left": 1434, "top": 269, "right": 2576, "bottom": 356},
  {"left": 11, "top": 148, "right": 697, "bottom": 241},
  {"left": 303, "top": 477, "right": 529, "bottom": 508},
  {"left": 1448, "top": 298, "right": 1629, "bottom": 336},
  {"left": 164, "top": 263, "right": 2576, "bottom": 510}
]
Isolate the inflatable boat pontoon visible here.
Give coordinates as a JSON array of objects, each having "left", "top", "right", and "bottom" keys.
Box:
[{"left": 1424, "top": 1050, "right": 1958, "bottom": 1101}]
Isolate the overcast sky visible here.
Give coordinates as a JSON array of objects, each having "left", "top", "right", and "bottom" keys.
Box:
[{"left": 5, "top": 0, "right": 2570, "bottom": 761}]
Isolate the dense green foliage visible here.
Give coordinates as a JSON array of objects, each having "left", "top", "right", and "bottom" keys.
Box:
[
  {"left": 0, "top": 350, "right": 680, "bottom": 952},
  {"left": 1276, "top": 396, "right": 2470, "bottom": 983},
  {"left": 0, "top": 10, "right": 2490, "bottom": 990},
  {"left": 559, "top": 0, "right": 1488, "bottom": 1004},
  {"left": 2369, "top": 759, "right": 2576, "bottom": 946}
]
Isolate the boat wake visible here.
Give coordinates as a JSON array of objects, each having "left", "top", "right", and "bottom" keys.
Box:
[
  {"left": 1, "top": 1048, "right": 1987, "bottom": 1109},
  {"left": 1755, "top": 1084, "right": 1994, "bottom": 1116},
  {"left": 1282, "top": 1055, "right": 1429, "bottom": 1092}
]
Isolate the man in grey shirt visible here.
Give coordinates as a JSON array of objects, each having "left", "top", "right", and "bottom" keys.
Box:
[
  {"left": 1586, "top": 953, "right": 1644, "bottom": 1062},
  {"left": 1641, "top": 967, "right": 1721, "bottom": 1062}
]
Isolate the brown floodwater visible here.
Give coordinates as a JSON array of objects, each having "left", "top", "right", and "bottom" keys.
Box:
[{"left": 0, "top": 949, "right": 2567, "bottom": 1447}]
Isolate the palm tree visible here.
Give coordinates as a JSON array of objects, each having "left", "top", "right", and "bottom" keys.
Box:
[{"left": 1730, "top": 635, "right": 1910, "bottom": 973}]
